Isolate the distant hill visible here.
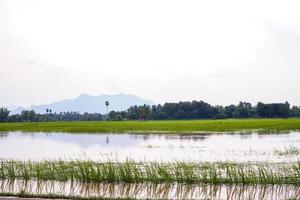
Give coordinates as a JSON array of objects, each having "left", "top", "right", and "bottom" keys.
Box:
[{"left": 9, "top": 93, "right": 155, "bottom": 114}]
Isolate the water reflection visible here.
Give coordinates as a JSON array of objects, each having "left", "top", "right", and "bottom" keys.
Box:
[
  {"left": 1, "top": 131, "right": 300, "bottom": 162},
  {"left": 0, "top": 179, "right": 299, "bottom": 200},
  {"left": 0, "top": 133, "right": 8, "bottom": 138}
]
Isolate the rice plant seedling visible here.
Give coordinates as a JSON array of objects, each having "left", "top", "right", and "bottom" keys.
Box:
[
  {"left": 0, "top": 160, "right": 299, "bottom": 185},
  {"left": 274, "top": 145, "right": 300, "bottom": 156}
]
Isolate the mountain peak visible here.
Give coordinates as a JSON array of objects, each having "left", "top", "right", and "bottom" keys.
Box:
[
  {"left": 10, "top": 94, "right": 155, "bottom": 114},
  {"left": 78, "top": 93, "right": 93, "bottom": 98}
]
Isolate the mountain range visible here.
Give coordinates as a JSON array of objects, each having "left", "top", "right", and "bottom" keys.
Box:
[{"left": 8, "top": 93, "right": 155, "bottom": 114}]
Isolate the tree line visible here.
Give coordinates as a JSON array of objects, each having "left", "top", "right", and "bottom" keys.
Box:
[
  {"left": 0, "top": 100, "right": 300, "bottom": 122},
  {"left": 0, "top": 109, "right": 103, "bottom": 122},
  {"left": 109, "top": 101, "right": 300, "bottom": 121}
]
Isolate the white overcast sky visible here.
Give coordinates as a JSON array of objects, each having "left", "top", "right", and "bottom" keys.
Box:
[{"left": 1, "top": 0, "right": 300, "bottom": 107}]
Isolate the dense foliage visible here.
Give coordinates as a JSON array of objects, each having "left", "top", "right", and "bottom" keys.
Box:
[
  {"left": 0, "top": 108, "right": 9, "bottom": 122},
  {"left": 109, "top": 101, "right": 300, "bottom": 120},
  {"left": 0, "top": 100, "right": 299, "bottom": 122},
  {"left": 0, "top": 110, "right": 103, "bottom": 122}
]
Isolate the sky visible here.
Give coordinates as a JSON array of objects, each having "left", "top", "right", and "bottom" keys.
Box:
[{"left": 1, "top": 0, "right": 300, "bottom": 107}]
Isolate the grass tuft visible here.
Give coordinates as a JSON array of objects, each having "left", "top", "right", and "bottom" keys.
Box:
[{"left": 0, "top": 160, "right": 299, "bottom": 185}]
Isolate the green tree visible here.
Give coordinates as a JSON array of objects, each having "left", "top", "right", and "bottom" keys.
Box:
[
  {"left": 256, "top": 102, "right": 267, "bottom": 118},
  {"left": 290, "top": 106, "right": 300, "bottom": 117},
  {"left": 0, "top": 108, "right": 10, "bottom": 122},
  {"left": 139, "top": 104, "right": 150, "bottom": 120},
  {"left": 21, "top": 110, "right": 36, "bottom": 122},
  {"left": 278, "top": 101, "right": 290, "bottom": 118}
]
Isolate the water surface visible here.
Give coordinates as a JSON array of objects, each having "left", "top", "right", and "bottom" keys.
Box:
[
  {"left": 0, "top": 179, "right": 299, "bottom": 200},
  {"left": 1, "top": 131, "right": 299, "bottom": 162}
]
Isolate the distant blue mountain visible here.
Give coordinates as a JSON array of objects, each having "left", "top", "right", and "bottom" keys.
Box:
[{"left": 10, "top": 93, "right": 155, "bottom": 114}]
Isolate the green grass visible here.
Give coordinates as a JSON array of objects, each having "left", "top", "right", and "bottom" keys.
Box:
[
  {"left": 0, "top": 160, "right": 299, "bottom": 185},
  {"left": 0, "top": 118, "right": 300, "bottom": 133}
]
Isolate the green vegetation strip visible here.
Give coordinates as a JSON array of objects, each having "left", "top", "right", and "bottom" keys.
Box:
[
  {"left": 0, "top": 160, "right": 299, "bottom": 185},
  {"left": 1, "top": 118, "right": 300, "bottom": 133}
]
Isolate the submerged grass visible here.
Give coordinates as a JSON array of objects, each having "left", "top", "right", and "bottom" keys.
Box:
[
  {"left": 274, "top": 146, "right": 300, "bottom": 156},
  {"left": 0, "top": 118, "right": 300, "bottom": 133},
  {"left": 0, "top": 160, "right": 299, "bottom": 185}
]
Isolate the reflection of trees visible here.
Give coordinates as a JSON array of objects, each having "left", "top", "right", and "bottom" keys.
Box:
[
  {"left": 1, "top": 179, "right": 299, "bottom": 199},
  {"left": 133, "top": 134, "right": 210, "bottom": 142},
  {"left": 134, "top": 132, "right": 296, "bottom": 143},
  {"left": 239, "top": 133, "right": 253, "bottom": 140},
  {"left": 0, "top": 132, "right": 8, "bottom": 139}
]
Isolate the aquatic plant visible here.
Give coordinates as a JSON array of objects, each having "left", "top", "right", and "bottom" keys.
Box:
[
  {"left": 0, "top": 160, "right": 299, "bottom": 185},
  {"left": 274, "top": 145, "right": 300, "bottom": 156}
]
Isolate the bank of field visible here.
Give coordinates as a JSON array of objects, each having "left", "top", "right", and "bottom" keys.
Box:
[{"left": 0, "top": 118, "right": 300, "bottom": 133}]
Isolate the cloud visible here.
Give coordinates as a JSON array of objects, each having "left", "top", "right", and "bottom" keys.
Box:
[
  {"left": 1, "top": 0, "right": 300, "bottom": 106},
  {"left": 203, "top": 23, "right": 300, "bottom": 105}
]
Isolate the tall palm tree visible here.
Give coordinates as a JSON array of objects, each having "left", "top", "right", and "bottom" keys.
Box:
[
  {"left": 105, "top": 101, "right": 109, "bottom": 116},
  {"left": 45, "top": 108, "right": 49, "bottom": 122}
]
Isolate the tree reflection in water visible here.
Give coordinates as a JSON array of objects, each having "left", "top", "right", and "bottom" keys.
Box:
[{"left": 0, "top": 179, "right": 299, "bottom": 199}]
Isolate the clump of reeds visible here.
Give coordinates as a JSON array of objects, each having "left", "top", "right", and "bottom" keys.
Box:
[
  {"left": 0, "top": 160, "right": 299, "bottom": 185},
  {"left": 274, "top": 145, "right": 300, "bottom": 156}
]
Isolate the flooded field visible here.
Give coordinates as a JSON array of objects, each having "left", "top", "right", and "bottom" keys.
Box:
[
  {"left": 1, "top": 179, "right": 299, "bottom": 200},
  {"left": 0, "top": 131, "right": 299, "bottom": 162},
  {"left": 0, "top": 131, "right": 299, "bottom": 199}
]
